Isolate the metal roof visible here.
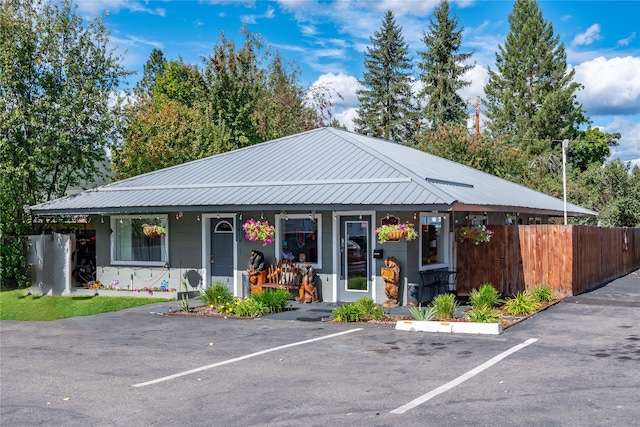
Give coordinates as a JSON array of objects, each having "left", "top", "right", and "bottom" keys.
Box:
[{"left": 30, "top": 127, "right": 596, "bottom": 217}]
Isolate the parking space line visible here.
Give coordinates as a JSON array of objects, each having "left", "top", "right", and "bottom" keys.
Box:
[
  {"left": 133, "top": 328, "right": 363, "bottom": 388},
  {"left": 390, "top": 338, "right": 539, "bottom": 414}
]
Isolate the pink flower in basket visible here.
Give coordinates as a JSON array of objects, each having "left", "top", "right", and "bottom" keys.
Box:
[{"left": 242, "top": 218, "right": 275, "bottom": 246}]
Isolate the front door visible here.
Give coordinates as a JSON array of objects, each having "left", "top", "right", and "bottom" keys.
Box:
[
  {"left": 210, "top": 218, "right": 234, "bottom": 292},
  {"left": 338, "top": 216, "right": 371, "bottom": 302}
]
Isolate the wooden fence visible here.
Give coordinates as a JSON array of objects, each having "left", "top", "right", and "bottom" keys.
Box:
[{"left": 456, "top": 225, "right": 640, "bottom": 297}]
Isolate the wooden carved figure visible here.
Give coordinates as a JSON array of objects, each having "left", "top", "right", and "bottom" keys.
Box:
[
  {"left": 381, "top": 256, "right": 400, "bottom": 307},
  {"left": 296, "top": 253, "right": 317, "bottom": 303},
  {"left": 248, "top": 249, "right": 266, "bottom": 294}
]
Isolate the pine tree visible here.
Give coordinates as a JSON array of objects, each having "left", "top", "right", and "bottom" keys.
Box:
[
  {"left": 417, "top": 0, "right": 474, "bottom": 128},
  {"left": 134, "top": 48, "right": 166, "bottom": 99},
  {"left": 483, "top": 0, "right": 587, "bottom": 154},
  {"left": 354, "top": 10, "right": 420, "bottom": 143}
]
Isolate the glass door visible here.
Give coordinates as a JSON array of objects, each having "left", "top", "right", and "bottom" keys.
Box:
[{"left": 338, "top": 216, "right": 370, "bottom": 302}]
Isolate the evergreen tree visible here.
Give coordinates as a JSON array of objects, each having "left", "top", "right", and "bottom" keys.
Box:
[
  {"left": 354, "top": 10, "right": 420, "bottom": 143},
  {"left": 134, "top": 48, "right": 166, "bottom": 99},
  {"left": 483, "top": 0, "right": 587, "bottom": 154},
  {"left": 417, "top": 0, "right": 474, "bottom": 128}
]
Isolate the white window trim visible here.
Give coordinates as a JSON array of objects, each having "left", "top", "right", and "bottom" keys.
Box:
[
  {"left": 110, "top": 214, "right": 169, "bottom": 266},
  {"left": 419, "top": 212, "right": 451, "bottom": 272},
  {"left": 275, "top": 213, "right": 322, "bottom": 270}
]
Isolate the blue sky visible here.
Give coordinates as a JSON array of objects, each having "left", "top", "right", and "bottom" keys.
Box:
[{"left": 76, "top": 0, "right": 640, "bottom": 165}]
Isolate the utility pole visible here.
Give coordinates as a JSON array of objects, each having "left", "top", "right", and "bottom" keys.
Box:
[
  {"left": 475, "top": 96, "right": 480, "bottom": 137},
  {"left": 562, "top": 139, "right": 569, "bottom": 225}
]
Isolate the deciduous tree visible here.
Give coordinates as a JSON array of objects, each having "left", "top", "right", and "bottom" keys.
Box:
[
  {"left": 572, "top": 160, "right": 640, "bottom": 227},
  {"left": 0, "top": 0, "right": 129, "bottom": 286}
]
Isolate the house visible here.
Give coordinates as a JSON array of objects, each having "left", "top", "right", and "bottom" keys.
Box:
[{"left": 30, "top": 127, "right": 595, "bottom": 303}]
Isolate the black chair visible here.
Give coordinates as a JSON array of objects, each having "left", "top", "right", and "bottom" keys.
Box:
[{"left": 419, "top": 269, "right": 457, "bottom": 303}]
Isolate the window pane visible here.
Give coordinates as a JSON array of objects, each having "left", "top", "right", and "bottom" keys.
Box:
[
  {"left": 115, "top": 217, "right": 167, "bottom": 263},
  {"left": 421, "top": 216, "right": 443, "bottom": 266},
  {"left": 280, "top": 217, "right": 318, "bottom": 263},
  {"left": 346, "top": 220, "right": 368, "bottom": 290}
]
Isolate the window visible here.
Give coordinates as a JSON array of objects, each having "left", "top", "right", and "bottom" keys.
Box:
[
  {"left": 420, "top": 214, "right": 449, "bottom": 270},
  {"left": 111, "top": 215, "right": 168, "bottom": 265},
  {"left": 276, "top": 214, "right": 321, "bottom": 268}
]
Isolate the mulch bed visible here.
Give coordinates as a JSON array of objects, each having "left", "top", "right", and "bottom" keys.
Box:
[
  {"left": 164, "top": 305, "right": 255, "bottom": 319},
  {"left": 163, "top": 298, "right": 563, "bottom": 329}
]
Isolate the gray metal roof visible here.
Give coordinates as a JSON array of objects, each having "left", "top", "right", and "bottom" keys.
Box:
[{"left": 30, "top": 127, "right": 596, "bottom": 217}]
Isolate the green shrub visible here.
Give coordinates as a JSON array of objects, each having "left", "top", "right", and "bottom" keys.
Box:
[
  {"left": 467, "top": 305, "right": 501, "bottom": 323},
  {"left": 331, "top": 302, "right": 364, "bottom": 323},
  {"left": 233, "top": 298, "right": 268, "bottom": 317},
  {"left": 469, "top": 283, "right": 501, "bottom": 309},
  {"left": 200, "top": 282, "right": 233, "bottom": 309},
  {"left": 250, "top": 288, "right": 291, "bottom": 313},
  {"left": 180, "top": 294, "right": 189, "bottom": 313},
  {"left": 432, "top": 293, "right": 458, "bottom": 319},
  {"left": 504, "top": 291, "right": 540, "bottom": 316},
  {"left": 330, "top": 297, "right": 385, "bottom": 322},
  {"left": 530, "top": 286, "right": 554, "bottom": 302},
  {"left": 354, "top": 297, "right": 385, "bottom": 320},
  {"left": 408, "top": 305, "right": 437, "bottom": 321}
]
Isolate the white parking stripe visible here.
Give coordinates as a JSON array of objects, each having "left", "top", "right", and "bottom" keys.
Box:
[
  {"left": 133, "top": 328, "right": 363, "bottom": 388},
  {"left": 390, "top": 338, "right": 539, "bottom": 414}
]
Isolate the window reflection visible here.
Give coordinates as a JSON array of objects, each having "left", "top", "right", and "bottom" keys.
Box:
[
  {"left": 421, "top": 215, "right": 443, "bottom": 266},
  {"left": 280, "top": 216, "right": 319, "bottom": 264}
]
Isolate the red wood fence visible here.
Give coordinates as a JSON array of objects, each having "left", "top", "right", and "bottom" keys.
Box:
[{"left": 456, "top": 225, "right": 640, "bottom": 297}]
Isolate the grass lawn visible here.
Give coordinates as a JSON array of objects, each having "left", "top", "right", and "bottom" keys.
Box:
[{"left": 0, "top": 289, "right": 172, "bottom": 321}]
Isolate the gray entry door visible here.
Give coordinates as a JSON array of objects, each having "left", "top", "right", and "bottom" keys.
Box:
[
  {"left": 210, "top": 218, "right": 234, "bottom": 290},
  {"left": 338, "top": 215, "right": 371, "bottom": 302}
]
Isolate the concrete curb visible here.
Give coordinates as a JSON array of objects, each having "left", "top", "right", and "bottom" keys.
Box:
[{"left": 395, "top": 320, "right": 503, "bottom": 335}]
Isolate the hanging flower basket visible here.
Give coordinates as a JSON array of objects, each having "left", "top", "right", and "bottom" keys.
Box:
[
  {"left": 458, "top": 225, "right": 494, "bottom": 245},
  {"left": 142, "top": 224, "right": 166, "bottom": 238},
  {"left": 243, "top": 218, "right": 275, "bottom": 246},
  {"left": 376, "top": 222, "right": 417, "bottom": 243},
  {"left": 387, "top": 229, "right": 407, "bottom": 241}
]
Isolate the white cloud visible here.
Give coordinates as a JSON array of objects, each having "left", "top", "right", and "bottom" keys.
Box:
[
  {"left": 76, "top": 0, "right": 165, "bottom": 16},
  {"left": 241, "top": 6, "right": 275, "bottom": 24},
  {"left": 111, "top": 35, "right": 164, "bottom": 50},
  {"left": 459, "top": 64, "right": 488, "bottom": 106},
  {"left": 310, "top": 72, "right": 362, "bottom": 129},
  {"left": 335, "top": 107, "right": 358, "bottom": 131},
  {"left": 601, "top": 116, "right": 640, "bottom": 164},
  {"left": 617, "top": 32, "right": 636, "bottom": 47},
  {"left": 311, "top": 72, "right": 360, "bottom": 107},
  {"left": 574, "top": 56, "right": 640, "bottom": 116},
  {"left": 374, "top": 0, "right": 440, "bottom": 17},
  {"left": 572, "top": 24, "right": 602, "bottom": 47}
]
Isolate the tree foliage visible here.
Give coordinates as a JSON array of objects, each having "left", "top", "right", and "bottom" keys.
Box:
[
  {"left": 0, "top": 0, "right": 129, "bottom": 286},
  {"left": 572, "top": 160, "right": 640, "bottom": 227},
  {"left": 570, "top": 127, "right": 620, "bottom": 171},
  {"left": 354, "top": 10, "right": 420, "bottom": 144},
  {"left": 483, "top": 0, "right": 587, "bottom": 154},
  {"left": 113, "top": 27, "right": 330, "bottom": 179},
  {"left": 417, "top": 124, "right": 527, "bottom": 181},
  {"left": 417, "top": 0, "right": 474, "bottom": 128}
]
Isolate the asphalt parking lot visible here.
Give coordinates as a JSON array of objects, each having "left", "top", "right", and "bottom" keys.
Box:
[{"left": 1, "top": 270, "right": 638, "bottom": 427}]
